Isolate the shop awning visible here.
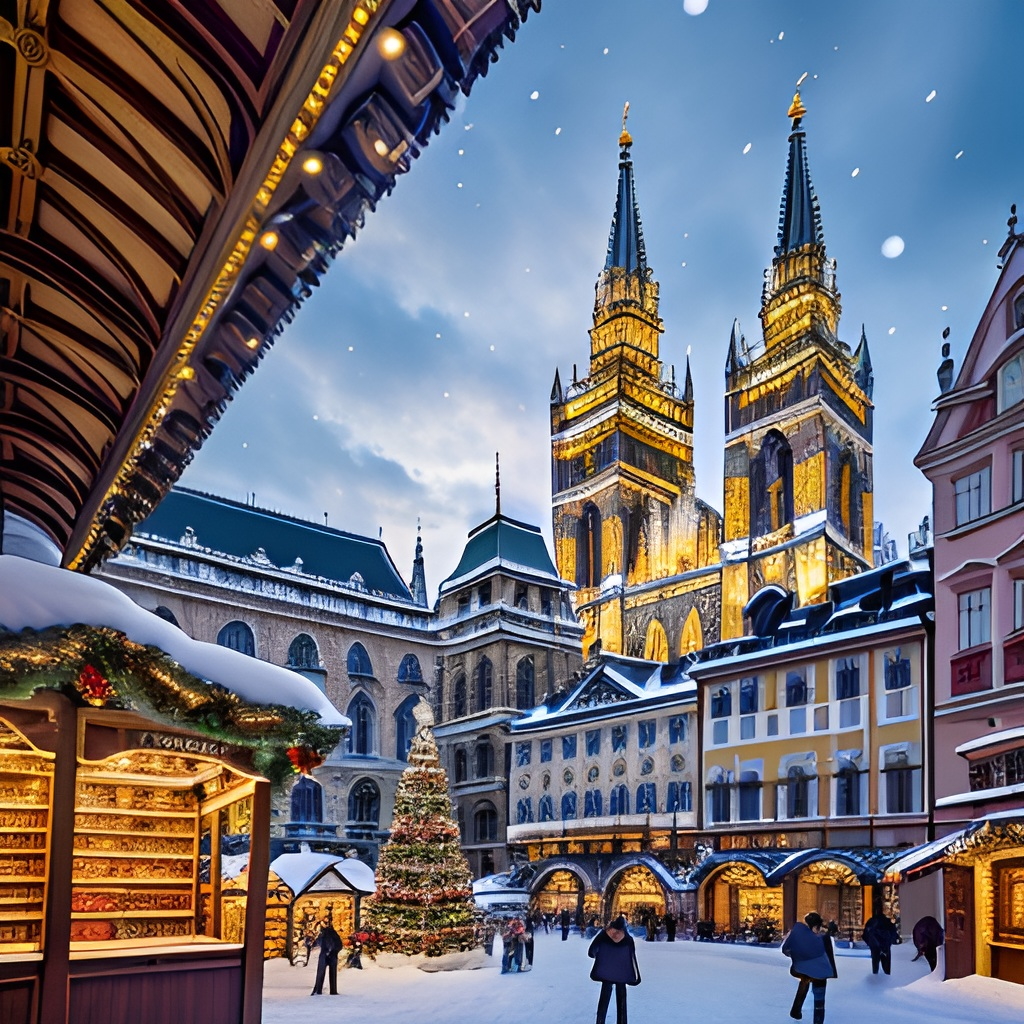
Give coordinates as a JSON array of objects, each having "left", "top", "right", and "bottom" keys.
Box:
[
  {"left": 269, "top": 851, "right": 376, "bottom": 898},
  {"left": 762, "top": 847, "right": 898, "bottom": 886}
]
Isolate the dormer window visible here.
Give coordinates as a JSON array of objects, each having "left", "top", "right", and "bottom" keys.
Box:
[
  {"left": 999, "top": 353, "right": 1024, "bottom": 412},
  {"left": 1015, "top": 291, "right": 1024, "bottom": 333}
]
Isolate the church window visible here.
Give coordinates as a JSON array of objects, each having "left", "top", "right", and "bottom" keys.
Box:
[
  {"left": 515, "top": 583, "right": 529, "bottom": 609},
  {"left": 750, "top": 430, "right": 794, "bottom": 538},
  {"left": 541, "top": 589, "right": 553, "bottom": 616},
  {"left": 636, "top": 783, "right": 657, "bottom": 814},
  {"left": 516, "top": 798, "right": 534, "bottom": 824},
  {"left": 577, "top": 503, "right": 602, "bottom": 588},
  {"left": 397, "top": 653, "right": 424, "bottom": 684},
  {"left": 540, "top": 740, "right": 552, "bottom": 763},
  {"left": 1002, "top": 353, "right": 1024, "bottom": 412},
  {"left": 539, "top": 795, "right": 555, "bottom": 821},
  {"left": 348, "top": 778, "right": 380, "bottom": 827},
  {"left": 611, "top": 725, "right": 627, "bottom": 752},
  {"left": 643, "top": 619, "right": 668, "bottom": 661},
  {"left": 515, "top": 742, "right": 532, "bottom": 767},
  {"left": 290, "top": 776, "right": 323, "bottom": 823},
  {"left": 453, "top": 673, "right": 467, "bottom": 718},
  {"left": 609, "top": 785, "right": 629, "bottom": 816},
  {"left": 154, "top": 605, "right": 178, "bottom": 626},
  {"left": 586, "top": 729, "right": 601, "bottom": 755},
  {"left": 1015, "top": 292, "right": 1024, "bottom": 332},
  {"left": 454, "top": 748, "right": 467, "bottom": 782},
  {"left": 288, "top": 633, "right": 319, "bottom": 669},
  {"left": 563, "top": 736, "right": 577, "bottom": 759},
  {"left": 457, "top": 594, "right": 470, "bottom": 616},
  {"left": 584, "top": 790, "right": 603, "bottom": 817},
  {"left": 666, "top": 781, "right": 692, "bottom": 813},
  {"left": 669, "top": 716, "right": 687, "bottom": 744},
  {"left": 347, "top": 642, "right": 373, "bottom": 678},
  {"left": 475, "top": 657, "right": 493, "bottom": 711},
  {"left": 954, "top": 466, "right": 991, "bottom": 525},
  {"left": 474, "top": 802, "right": 498, "bottom": 843},
  {"left": 680, "top": 607, "right": 703, "bottom": 655},
  {"left": 516, "top": 657, "right": 535, "bottom": 709},
  {"left": 638, "top": 720, "right": 656, "bottom": 748},
  {"left": 218, "top": 621, "right": 255, "bottom": 656},
  {"left": 346, "top": 694, "right": 376, "bottom": 755},
  {"left": 478, "top": 582, "right": 491, "bottom": 606},
  {"left": 395, "top": 694, "right": 419, "bottom": 761},
  {"left": 561, "top": 792, "right": 577, "bottom": 820}
]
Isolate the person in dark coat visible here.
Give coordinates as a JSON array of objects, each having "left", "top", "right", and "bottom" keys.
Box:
[
  {"left": 501, "top": 917, "right": 526, "bottom": 973},
  {"left": 524, "top": 915, "right": 535, "bottom": 967},
  {"left": 862, "top": 912, "right": 900, "bottom": 975},
  {"left": 663, "top": 912, "right": 677, "bottom": 942},
  {"left": 560, "top": 907, "right": 571, "bottom": 941},
  {"left": 310, "top": 919, "right": 343, "bottom": 996},
  {"left": 911, "top": 916, "right": 944, "bottom": 972},
  {"left": 588, "top": 915, "right": 641, "bottom": 1024},
  {"left": 782, "top": 912, "right": 836, "bottom": 1023}
]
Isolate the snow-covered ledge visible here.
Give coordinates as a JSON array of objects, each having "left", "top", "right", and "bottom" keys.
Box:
[{"left": 0, "top": 553, "right": 347, "bottom": 727}]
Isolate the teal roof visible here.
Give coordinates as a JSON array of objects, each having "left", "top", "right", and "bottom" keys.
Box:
[
  {"left": 136, "top": 488, "right": 413, "bottom": 601},
  {"left": 440, "top": 514, "right": 560, "bottom": 592}
]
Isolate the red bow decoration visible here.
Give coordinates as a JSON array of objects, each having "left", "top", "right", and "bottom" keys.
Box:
[
  {"left": 77, "top": 664, "right": 114, "bottom": 706},
  {"left": 286, "top": 745, "right": 324, "bottom": 774}
]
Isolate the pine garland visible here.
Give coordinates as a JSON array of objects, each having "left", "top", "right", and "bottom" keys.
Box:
[
  {"left": 0, "top": 624, "right": 343, "bottom": 786},
  {"left": 364, "top": 704, "right": 477, "bottom": 956}
]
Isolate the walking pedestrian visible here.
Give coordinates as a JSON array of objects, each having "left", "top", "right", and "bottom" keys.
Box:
[
  {"left": 560, "top": 907, "right": 571, "bottom": 940},
  {"left": 782, "top": 912, "right": 836, "bottom": 1023},
  {"left": 588, "top": 915, "right": 641, "bottom": 1024},
  {"left": 310, "top": 917, "right": 343, "bottom": 996},
  {"left": 862, "top": 911, "right": 900, "bottom": 975},
  {"left": 501, "top": 917, "right": 526, "bottom": 974},
  {"left": 911, "top": 916, "right": 944, "bottom": 972},
  {"left": 663, "top": 912, "right": 677, "bottom": 942}
]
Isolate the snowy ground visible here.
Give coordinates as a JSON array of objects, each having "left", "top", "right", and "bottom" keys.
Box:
[{"left": 262, "top": 930, "right": 1024, "bottom": 1024}]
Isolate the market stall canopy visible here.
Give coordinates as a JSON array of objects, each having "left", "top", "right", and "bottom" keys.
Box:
[
  {"left": 270, "top": 850, "right": 377, "bottom": 897},
  {"left": 0, "top": 552, "right": 346, "bottom": 725},
  {"left": 0, "top": 0, "right": 539, "bottom": 571}
]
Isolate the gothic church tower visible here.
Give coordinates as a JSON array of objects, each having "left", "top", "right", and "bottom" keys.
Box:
[
  {"left": 720, "top": 94, "right": 874, "bottom": 638},
  {"left": 551, "top": 111, "right": 722, "bottom": 657}
]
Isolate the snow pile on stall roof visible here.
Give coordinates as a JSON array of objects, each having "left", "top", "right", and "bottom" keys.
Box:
[
  {"left": 0, "top": 555, "right": 347, "bottom": 727},
  {"left": 261, "top": 930, "right": 1024, "bottom": 1024}
]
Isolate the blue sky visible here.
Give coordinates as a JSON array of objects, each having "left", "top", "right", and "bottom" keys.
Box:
[{"left": 182, "top": 1, "right": 1024, "bottom": 602}]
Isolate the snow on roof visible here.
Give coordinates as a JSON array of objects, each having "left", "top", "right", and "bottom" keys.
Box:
[
  {"left": 269, "top": 851, "right": 376, "bottom": 896},
  {"left": 0, "top": 554, "right": 347, "bottom": 727}
]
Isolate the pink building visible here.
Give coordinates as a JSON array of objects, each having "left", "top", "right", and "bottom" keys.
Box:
[{"left": 906, "top": 207, "right": 1024, "bottom": 982}]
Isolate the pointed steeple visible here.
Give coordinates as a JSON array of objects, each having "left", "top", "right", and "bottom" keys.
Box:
[
  {"left": 550, "top": 367, "right": 563, "bottom": 403},
  {"left": 604, "top": 102, "right": 648, "bottom": 274},
  {"left": 725, "top": 318, "right": 746, "bottom": 376},
  {"left": 775, "top": 91, "right": 824, "bottom": 257},
  {"left": 854, "top": 324, "right": 874, "bottom": 398},
  {"left": 410, "top": 518, "right": 427, "bottom": 607},
  {"left": 683, "top": 353, "right": 694, "bottom": 403}
]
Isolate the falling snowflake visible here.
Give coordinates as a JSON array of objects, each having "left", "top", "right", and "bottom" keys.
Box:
[
  {"left": 313, "top": 414, "right": 319, "bottom": 421},
  {"left": 457, "top": 182, "right": 463, "bottom": 188},
  {"left": 555, "top": 127, "right": 562, "bottom": 135},
  {"left": 458, "top": 149, "right": 464, "bottom": 156},
  {"left": 603, "top": 47, "right": 609, "bottom": 55},
  {"left": 242, "top": 442, "right": 248, "bottom": 448},
  {"left": 851, "top": 168, "right": 860, "bottom": 177},
  {"left": 742, "top": 143, "right": 752, "bottom": 154},
  {"left": 955, "top": 150, "right": 964, "bottom": 159},
  {"left": 525, "top": 268, "right": 531, "bottom": 273},
  {"left": 435, "top": 333, "right": 442, "bottom": 339},
  {"left": 681, "top": 262, "right": 687, "bottom": 267},
  {"left": 797, "top": 71, "right": 808, "bottom": 86},
  {"left": 683, "top": 0, "right": 708, "bottom": 14},
  {"left": 443, "top": 392, "right": 450, "bottom": 398},
  {"left": 463, "top": 311, "right": 470, "bottom": 317},
  {"left": 530, "top": 90, "right": 539, "bottom": 100},
  {"left": 348, "top": 345, "right": 355, "bottom": 351},
  {"left": 490, "top": 345, "right": 495, "bottom": 351},
  {"left": 464, "top": 123, "right": 474, "bottom": 131},
  {"left": 925, "top": 90, "right": 936, "bottom": 103},
  {"left": 683, "top": 232, "right": 689, "bottom": 238},
  {"left": 888, "top": 327, "right": 896, "bottom": 335},
  {"left": 881, "top": 235, "right": 905, "bottom": 259},
  {"left": 983, "top": 239, "right": 989, "bottom": 245},
  {"left": 940, "top": 305, "right": 948, "bottom": 311},
  {"left": 778, "top": 31, "right": 784, "bottom": 40}
]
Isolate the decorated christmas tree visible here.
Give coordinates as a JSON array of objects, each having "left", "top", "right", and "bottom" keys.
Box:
[{"left": 364, "top": 698, "right": 476, "bottom": 956}]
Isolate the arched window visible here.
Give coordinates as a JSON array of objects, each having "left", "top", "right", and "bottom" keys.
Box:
[
  {"left": 397, "top": 653, "right": 424, "bottom": 684},
  {"left": 636, "top": 783, "right": 657, "bottom": 814},
  {"left": 288, "top": 633, "right": 319, "bottom": 669},
  {"left": 835, "top": 762, "right": 861, "bottom": 817},
  {"left": 153, "top": 605, "right": 179, "bottom": 626},
  {"left": 475, "top": 657, "right": 493, "bottom": 712},
  {"left": 584, "top": 790, "right": 603, "bottom": 817},
  {"left": 453, "top": 748, "right": 467, "bottom": 783},
  {"left": 475, "top": 740, "right": 494, "bottom": 779},
  {"left": 577, "top": 503, "right": 602, "bottom": 588},
  {"left": 538, "top": 795, "right": 555, "bottom": 822},
  {"left": 516, "top": 798, "right": 534, "bottom": 824},
  {"left": 643, "top": 619, "right": 668, "bottom": 662},
  {"left": 453, "top": 673, "right": 467, "bottom": 718},
  {"left": 217, "top": 620, "right": 255, "bottom": 656},
  {"left": 347, "top": 642, "right": 373, "bottom": 678},
  {"left": 750, "top": 430, "right": 794, "bottom": 537},
  {"left": 609, "top": 784, "right": 629, "bottom": 816},
  {"left": 786, "top": 766, "right": 810, "bottom": 819},
  {"left": 395, "top": 694, "right": 419, "bottom": 761},
  {"left": 346, "top": 693, "right": 376, "bottom": 755},
  {"left": 1016, "top": 291, "right": 1024, "bottom": 332},
  {"left": 290, "top": 775, "right": 324, "bottom": 823},
  {"left": 833, "top": 447, "right": 863, "bottom": 544},
  {"left": 348, "top": 778, "right": 380, "bottom": 827},
  {"left": 474, "top": 801, "right": 498, "bottom": 843},
  {"left": 561, "top": 792, "right": 577, "bottom": 820},
  {"left": 516, "top": 657, "right": 535, "bottom": 710}
]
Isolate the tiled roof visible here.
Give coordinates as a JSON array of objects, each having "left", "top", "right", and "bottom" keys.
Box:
[{"left": 441, "top": 513, "right": 561, "bottom": 591}]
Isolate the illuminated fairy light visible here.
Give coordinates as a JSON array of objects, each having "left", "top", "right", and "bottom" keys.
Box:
[
  {"left": 302, "top": 155, "right": 323, "bottom": 174},
  {"left": 378, "top": 28, "right": 405, "bottom": 59},
  {"left": 259, "top": 231, "right": 279, "bottom": 250}
]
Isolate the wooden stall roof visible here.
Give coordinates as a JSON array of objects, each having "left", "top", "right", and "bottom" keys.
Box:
[{"left": 0, "top": 0, "right": 539, "bottom": 570}]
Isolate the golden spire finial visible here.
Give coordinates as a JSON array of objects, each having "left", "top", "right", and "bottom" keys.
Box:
[
  {"left": 788, "top": 90, "right": 807, "bottom": 124},
  {"left": 619, "top": 101, "right": 632, "bottom": 147}
]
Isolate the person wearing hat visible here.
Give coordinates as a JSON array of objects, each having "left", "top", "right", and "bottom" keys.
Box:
[
  {"left": 781, "top": 911, "right": 837, "bottom": 1023},
  {"left": 588, "top": 916, "right": 641, "bottom": 1024}
]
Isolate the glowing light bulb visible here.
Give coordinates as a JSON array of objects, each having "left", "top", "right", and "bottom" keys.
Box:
[
  {"left": 302, "top": 155, "right": 323, "bottom": 174},
  {"left": 260, "top": 231, "right": 279, "bottom": 250},
  {"left": 378, "top": 29, "right": 405, "bottom": 59}
]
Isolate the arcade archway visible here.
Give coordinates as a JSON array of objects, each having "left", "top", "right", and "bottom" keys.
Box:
[
  {"left": 702, "top": 862, "right": 781, "bottom": 937},
  {"left": 606, "top": 865, "right": 666, "bottom": 927},
  {"left": 795, "top": 859, "right": 864, "bottom": 938},
  {"left": 533, "top": 869, "right": 585, "bottom": 919}
]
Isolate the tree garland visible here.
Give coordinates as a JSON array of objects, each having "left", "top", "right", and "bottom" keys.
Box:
[{"left": 0, "top": 624, "right": 344, "bottom": 786}]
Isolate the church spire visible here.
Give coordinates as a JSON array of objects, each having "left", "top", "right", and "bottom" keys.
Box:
[
  {"left": 604, "top": 102, "right": 648, "bottom": 274},
  {"left": 775, "top": 91, "right": 824, "bottom": 257},
  {"left": 410, "top": 517, "right": 427, "bottom": 607},
  {"left": 854, "top": 324, "right": 874, "bottom": 398}
]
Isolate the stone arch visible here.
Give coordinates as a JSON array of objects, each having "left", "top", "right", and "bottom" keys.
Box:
[
  {"left": 699, "top": 860, "right": 778, "bottom": 937},
  {"left": 605, "top": 863, "right": 666, "bottom": 926},
  {"left": 680, "top": 606, "right": 703, "bottom": 656},
  {"left": 643, "top": 619, "right": 668, "bottom": 662},
  {"left": 530, "top": 866, "right": 588, "bottom": 921}
]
